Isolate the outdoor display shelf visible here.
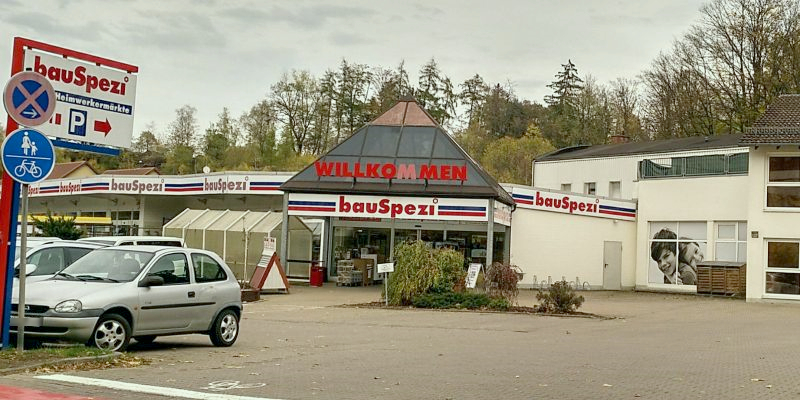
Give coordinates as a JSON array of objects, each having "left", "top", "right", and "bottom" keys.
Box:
[{"left": 696, "top": 261, "right": 746, "bottom": 297}]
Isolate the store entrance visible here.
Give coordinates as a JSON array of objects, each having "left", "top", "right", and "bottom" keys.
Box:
[{"left": 331, "top": 222, "right": 506, "bottom": 285}]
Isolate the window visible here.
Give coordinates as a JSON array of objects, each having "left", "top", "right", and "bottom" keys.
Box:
[
  {"left": 560, "top": 183, "right": 571, "bottom": 192},
  {"left": 714, "top": 222, "right": 747, "bottom": 262},
  {"left": 609, "top": 181, "right": 621, "bottom": 198},
  {"left": 584, "top": 182, "right": 596, "bottom": 195},
  {"left": 192, "top": 253, "right": 227, "bottom": 283},
  {"left": 147, "top": 253, "right": 189, "bottom": 285},
  {"left": 767, "top": 156, "right": 800, "bottom": 208},
  {"left": 64, "top": 247, "right": 93, "bottom": 265},
  {"left": 648, "top": 222, "right": 707, "bottom": 286},
  {"left": 765, "top": 240, "right": 800, "bottom": 295},
  {"left": 27, "top": 248, "right": 65, "bottom": 276}
]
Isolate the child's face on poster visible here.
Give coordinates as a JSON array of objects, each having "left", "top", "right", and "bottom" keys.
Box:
[{"left": 657, "top": 249, "right": 677, "bottom": 276}]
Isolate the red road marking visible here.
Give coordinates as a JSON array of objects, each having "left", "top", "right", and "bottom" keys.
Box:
[{"left": 0, "top": 384, "right": 104, "bottom": 400}]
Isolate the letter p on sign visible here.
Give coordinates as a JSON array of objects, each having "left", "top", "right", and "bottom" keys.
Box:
[{"left": 68, "top": 108, "right": 87, "bottom": 137}]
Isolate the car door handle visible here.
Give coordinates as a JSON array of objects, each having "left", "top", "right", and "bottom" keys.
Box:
[{"left": 188, "top": 291, "right": 195, "bottom": 298}]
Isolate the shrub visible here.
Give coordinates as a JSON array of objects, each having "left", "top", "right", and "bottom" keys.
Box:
[
  {"left": 536, "top": 280, "right": 585, "bottom": 313},
  {"left": 412, "top": 292, "right": 510, "bottom": 310},
  {"left": 484, "top": 262, "right": 521, "bottom": 304},
  {"left": 32, "top": 213, "right": 84, "bottom": 240},
  {"left": 386, "top": 241, "right": 465, "bottom": 306}
]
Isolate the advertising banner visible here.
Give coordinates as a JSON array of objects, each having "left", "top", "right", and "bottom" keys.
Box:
[
  {"left": 509, "top": 187, "right": 636, "bottom": 221},
  {"left": 27, "top": 173, "right": 291, "bottom": 197},
  {"left": 287, "top": 193, "right": 490, "bottom": 222}
]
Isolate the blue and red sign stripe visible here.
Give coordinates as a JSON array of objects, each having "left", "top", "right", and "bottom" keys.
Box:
[
  {"left": 37, "top": 185, "right": 59, "bottom": 194},
  {"left": 437, "top": 205, "right": 486, "bottom": 217},
  {"left": 288, "top": 200, "right": 336, "bottom": 212},
  {"left": 512, "top": 193, "right": 534, "bottom": 205},
  {"left": 165, "top": 182, "right": 203, "bottom": 192},
  {"left": 598, "top": 204, "right": 636, "bottom": 218},
  {"left": 250, "top": 181, "right": 281, "bottom": 191},
  {"left": 81, "top": 182, "right": 109, "bottom": 191}
]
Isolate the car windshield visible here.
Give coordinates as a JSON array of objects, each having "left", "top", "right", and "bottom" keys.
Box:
[{"left": 60, "top": 249, "right": 154, "bottom": 282}]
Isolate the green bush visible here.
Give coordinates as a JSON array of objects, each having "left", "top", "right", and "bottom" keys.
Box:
[
  {"left": 386, "top": 241, "right": 465, "bottom": 306},
  {"left": 412, "top": 291, "right": 510, "bottom": 310},
  {"left": 536, "top": 280, "right": 585, "bottom": 313},
  {"left": 32, "top": 213, "right": 84, "bottom": 240}
]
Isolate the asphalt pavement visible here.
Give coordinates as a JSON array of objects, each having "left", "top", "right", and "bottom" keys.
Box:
[{"left": 2, "top": 284, "right": 800, "bottom": 399}]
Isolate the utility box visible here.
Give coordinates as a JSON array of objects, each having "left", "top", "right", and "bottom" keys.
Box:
[{"left": 696, "top": 261, "right": 746, "bottom": 297}]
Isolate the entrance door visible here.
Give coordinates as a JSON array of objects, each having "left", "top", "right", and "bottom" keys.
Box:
[{"left": 603, "top": 241, "right": 622, "bottom": 290}]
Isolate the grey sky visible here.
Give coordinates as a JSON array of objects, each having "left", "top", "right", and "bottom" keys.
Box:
[{"left": 0, "top": 0, "right": 707, "bottom": 142}]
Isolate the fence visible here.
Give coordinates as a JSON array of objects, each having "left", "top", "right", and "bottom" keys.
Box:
[{"left": 639, "top": 153, "right": 748, "bottom": 179}]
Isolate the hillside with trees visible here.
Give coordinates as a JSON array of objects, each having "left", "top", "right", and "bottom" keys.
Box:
[{"left": 57, "top": 0, "right": 800, "bottom": 185}]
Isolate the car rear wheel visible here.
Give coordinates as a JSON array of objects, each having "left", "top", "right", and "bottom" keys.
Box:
[
  {"left": 209, "top": 309, "right": 239, "bottom": 347},
  {"left": 133, "top": 335, "right": 157, "bottom": 344},
  {"left": 89, "top": 313, "right": 131, "bottom": 352}
]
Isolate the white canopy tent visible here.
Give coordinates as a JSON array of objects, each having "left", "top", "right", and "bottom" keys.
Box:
[{"left": 163, "top": 209, "right": 313, "bottom": 280}]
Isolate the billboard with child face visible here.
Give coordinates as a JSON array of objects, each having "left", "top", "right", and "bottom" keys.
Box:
[{"left": 648, "top": 222, "right": 707, "bottom": 285}]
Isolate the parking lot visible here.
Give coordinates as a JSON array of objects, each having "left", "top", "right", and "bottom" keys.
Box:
[{"left": 3, "top": 285, "right": 800, "bottom": 399}]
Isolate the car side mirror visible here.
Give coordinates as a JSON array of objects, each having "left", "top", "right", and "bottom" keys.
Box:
[
  {"left": 138, "top": 275, "right": 165, "bottom": 287},
  {"left": 13, "top": 264, "right": 37, "bottom": 277}
]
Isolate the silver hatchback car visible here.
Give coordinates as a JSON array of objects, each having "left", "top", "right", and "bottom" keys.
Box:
[{"left": 11, "top": 246, "right": 242, "bottom": 352}]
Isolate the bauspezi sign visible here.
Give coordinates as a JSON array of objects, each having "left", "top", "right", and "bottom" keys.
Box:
[
  {"left": 509, "top": 186, "right": 637, "bottom": 221},
  {"left": 23, "top": 49, "right": 138, "bottom": 149},
  {"left": 26, "top": 173, "right": 291, "bottom": 196},
  {"left": 287, "top": 193, "right": 490, "bottom": 222}
]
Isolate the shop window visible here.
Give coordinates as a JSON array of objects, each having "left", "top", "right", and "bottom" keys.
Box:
[
  {"left": 609, "top": 181, "right": 621, "bottom": 198},
  {"left": 584, "top": 182, "right": 596, "bottom": 195},
  {"left": 765, "top": 241, "right": 800, "bottom": 295},
  {"left": 714, "top": 222, "right": 747, "bottom": 262},
  {"left": 560, "top": 183, "right": 571, "bottom": 192},
  {"left": 766, "top": 156, "right": 800, "bottom": 208},
  {"left": 648, "top": 222, "right": 707, "bottom": 286}
]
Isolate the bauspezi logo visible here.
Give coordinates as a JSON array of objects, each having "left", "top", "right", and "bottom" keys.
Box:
[{"left": 110, "top": 178, "right": 163, "bottom": 193}]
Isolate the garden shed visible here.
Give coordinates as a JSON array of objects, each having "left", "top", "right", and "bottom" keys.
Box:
[{"left": 163, "top": 209, "right": 313, "bottom": 280}]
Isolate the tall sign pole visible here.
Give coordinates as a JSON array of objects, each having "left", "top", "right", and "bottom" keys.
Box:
[{"left": 0, "top": 38, "right": 28, "bottom": 348}]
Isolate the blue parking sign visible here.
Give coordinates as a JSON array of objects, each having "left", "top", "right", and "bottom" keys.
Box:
[{"left": 1, "top": 128, "right": 55, "bottom": 185}]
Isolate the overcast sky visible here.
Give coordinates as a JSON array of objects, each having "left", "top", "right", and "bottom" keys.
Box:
[{"left": 0, "top": 0, "right": 708, "bottom": 143}]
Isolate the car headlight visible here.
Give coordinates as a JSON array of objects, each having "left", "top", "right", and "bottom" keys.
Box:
[{"left": 54, "top": 300, "right": 82, "bottom": 313}]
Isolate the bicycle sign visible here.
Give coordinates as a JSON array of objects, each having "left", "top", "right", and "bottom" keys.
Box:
[{"left": 1, "top": 128, "right": 55, "bottom": 185}]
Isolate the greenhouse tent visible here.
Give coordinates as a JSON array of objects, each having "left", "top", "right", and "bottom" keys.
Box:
[{"left": 163, "top": 209, "right": 313, "bottom": 280}]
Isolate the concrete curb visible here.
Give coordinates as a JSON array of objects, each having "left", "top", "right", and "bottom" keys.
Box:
[{"left": 0, "top": 352, "right": 121, "bottom": 376}]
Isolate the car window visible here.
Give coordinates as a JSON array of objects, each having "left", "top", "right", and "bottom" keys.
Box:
[
  {"left": 65, "top": 247, "right": 93, "bottom": 265},
  {"left": 147, "top": 253, "right": 189, "bottom": 285},
  {"left": 63, "top": 249, "right": 154, "bottom": 282},
  {"left": 191, "top": 253, "right": 227, "bottom": 283},
  {"left": 27, "top": 247, "right": 66, "bottom": 276},
  {"left": 138, "top": 240, "right": 183, "bottom": 247},
  {"left": 119, "top": 241, "right": 134, "bottom": 245}
]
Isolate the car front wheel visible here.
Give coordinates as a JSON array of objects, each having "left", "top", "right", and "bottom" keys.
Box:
[
  {"left": 90, "top": 313, "right": 131, "bottom": 352},
  {"left": 209, "top": 309, "right": 239, "bottom": 347}
]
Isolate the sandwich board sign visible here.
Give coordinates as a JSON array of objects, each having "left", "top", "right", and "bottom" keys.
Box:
[{"left": 22, "top": 46, "right": 138, "bottom": 149}]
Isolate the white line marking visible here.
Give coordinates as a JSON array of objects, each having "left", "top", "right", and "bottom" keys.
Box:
[{"left": 36, "top": 374, "right": 284, "bottom": 400}]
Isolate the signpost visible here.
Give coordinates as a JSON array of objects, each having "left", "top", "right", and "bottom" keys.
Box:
[
  {"left": 377, "top": 262, "right": 394, "bottom": 306},
  {"left": 0, "top": 37, "right": 138, "bottom": 349},
  {"left": 0, "top": 128, "right": 55, "bottom": 352}
]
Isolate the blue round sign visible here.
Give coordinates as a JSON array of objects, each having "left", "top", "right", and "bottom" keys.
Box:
[
  {"left": 3, "top": 71, "right": 56, "bottom": 127},
  {"left": 1, "top": 128, "right": 56, "bottom": 185}
]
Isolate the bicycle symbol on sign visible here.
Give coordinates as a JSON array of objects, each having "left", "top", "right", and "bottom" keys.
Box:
[{"left": 14, "top": 159, "right": 42, "bottom": 178}]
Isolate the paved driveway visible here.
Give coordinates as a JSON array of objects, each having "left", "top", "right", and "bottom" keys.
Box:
[{"left": 3, "top": 285, "right": 800, "bottom": 399}]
